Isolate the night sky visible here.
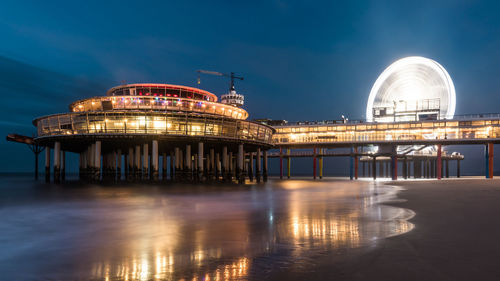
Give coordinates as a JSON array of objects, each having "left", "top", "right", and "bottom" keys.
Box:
[{"left": 2, "top": 0, "right": 500, "bottom": 173}]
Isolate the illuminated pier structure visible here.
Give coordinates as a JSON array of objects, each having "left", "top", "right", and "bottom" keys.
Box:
[
  {"left": 17, "top": 84, "right": 274, "bottom": 183},
  {"left": 269, "top": 116, "right": 499, "bottom": 180}
]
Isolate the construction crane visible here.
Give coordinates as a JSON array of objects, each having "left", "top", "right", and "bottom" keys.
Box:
[
  {"left": 196, "top": 70, "right": 245, "bottom": 107},
  {"left": 196, "top": 70, "right": 244, "bottom": 91}
]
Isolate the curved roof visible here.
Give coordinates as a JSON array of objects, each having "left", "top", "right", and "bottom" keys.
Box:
[
  {"left": 106, "top": 83, "right": 218, "bottom": 102},
  {"left": 366, "top": 56, "right": 456, "bottom": 122}
]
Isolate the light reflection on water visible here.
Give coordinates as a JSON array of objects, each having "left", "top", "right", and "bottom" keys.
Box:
[{"left": 0, "top": 178, "right": 413, "bottom": 280}]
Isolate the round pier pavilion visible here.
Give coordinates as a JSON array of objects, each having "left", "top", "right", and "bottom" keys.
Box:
[{"left": 34, "top": 83, "right": 274, "bottom": 183}]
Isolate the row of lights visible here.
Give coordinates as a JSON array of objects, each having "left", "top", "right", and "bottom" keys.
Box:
[{"left": 74, "top": 97, "right": 244, "bottom": 117}]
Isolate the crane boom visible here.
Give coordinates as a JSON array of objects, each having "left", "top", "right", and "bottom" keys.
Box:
[
  {"left": 196, "top": 69, "right": 224, "bottom": 76},
  {"left": 196, "top": 70, "right": 244, "bottom": 90}
]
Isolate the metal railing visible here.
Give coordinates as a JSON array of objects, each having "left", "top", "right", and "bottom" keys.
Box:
[{"left": 34, "top": 111, "right": 274, "bottom": 144}]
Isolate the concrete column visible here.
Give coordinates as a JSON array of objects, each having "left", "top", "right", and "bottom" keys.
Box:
[
  {"left": 263, "top": 150, "right": 268, "bottom": 182},
  {"left": 186, "top": 144, "right": 192, "bottom": 181},
  {"left": 152, "top": 140, "right": 159, "bottom": 180},
  {"left": 128, "top": 147, "right": 134, "bottom": 180},
  {"left": 45, "top": 146, "right": 51, "bottom": 182},
  {"left": 88, "top": 144, "right": 94, "bottom": 179},
  {"left": 445, "top": 159, "right": 450, "bottom": 178},
  {"left": 135, "top": 145, "right": 141, "bottom": 179},
  {"left": 95, "top": 141, "right": 101, "bottom": 180},
  {"left": 175, "top": 147, "right": 180, "bottom": 170},
  {"left": 193, "top": 154, "right": 198, "bottom": 181},
  {"left": 162, "top": 153, "right": 167, "bottom": 180},
  {"left": 53, "top": 141, "right": 61, "bottom": 183},
  {"left": 102, "top": 153, "right": 109, "bottom": 179},
  {"left": 143, "top": 143, "right": 149, "bottom": 179},
  {"left": 79, "top": 151, "right": 87, "bottom": 180},
  {"left": 228, "top": 151, "right": 233, "bottom": 182},
  {"left": 174, "top": 147, "right": 180, "bottom": 181},
  {"left": 249, "top": 152, "right": 254, "bottom": 182},
  {"left": 403, "top": 157, "right": 408, "bottom": 179},
  {"left": 170, "top": 150, "right": 175, "bottom": 181},
  {"left": 210, "top": 148, "right": 215, "bottom": 180},
  {"left": 179, "top": 149, "right": 184, "bottom": 177},
  {"left": 198, "top": 142, "right": 204, "bottom": 181},
  {"left": 116, "top": 149, "right": 121, "bottom": 181},
  {"left": 205, "top": 153, "right": 210, "bottom": 179},
  {"left": 431, "top": 159, "right": 436, "bottom": 178},
  {"left": 124, "top": 154, "right": 128, "bottom": 179},
  {"left": 256, "top": 148, "right": 262, "bottom": 183},
  {"left": 237, "top": 144, "right": 244, "bottom": 184},
  {"left": 222, "top": 146, "right": 228, "bottom": 181},
  {"left": 61, "top": 151, "right": 66, "bottom": 181},
  {"left": 215, "top": 153, "right": 220, "bottom": 181},
  {"left": 391, "top": 156, "right": 398, "bottom": 180}
]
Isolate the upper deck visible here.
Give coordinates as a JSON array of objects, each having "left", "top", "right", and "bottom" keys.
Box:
[
  {"left": 106, "top": 83, "right": 218, "bottom": 102},
  {"left": 272, "top": 114, "right": 500, "bottom": 147}
]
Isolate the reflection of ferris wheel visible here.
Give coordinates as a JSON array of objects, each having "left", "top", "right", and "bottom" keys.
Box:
[{"left": 366, "top": 56, "right": 456, "bottom": 123}]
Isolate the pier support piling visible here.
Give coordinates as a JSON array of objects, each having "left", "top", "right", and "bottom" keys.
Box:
[
  {"left": 237, "top": 144, "right": 244, "bottom": 184},
  {"left": 349, "top": 147, "right": 354, "bottom": 180},
  {"left": 256, "top": 148, "right": 262, "bottom": 183},
  {"left": 61, "top": 151, "right": 66, "bottom": 181},
  {"left": 313, "top": 147, "right": 317, "bottom": 180},
  {"left": 485, "top": 143, "right": 494, "bottom": 178},
  {"left": 53, "top": 141, "right": 61, "bottom": 183},
  {"left": 186, "top": 145, "right": 192, "bottom": 181},
  {"left": 162, "top": 153, "right": 167, "bottom": 180},
  {"left": 151, "top": 140, "right": 159, "bottom": 181},
  {"left": 45, "top": 147, "right": 51, "bottom": 183},
  {"left": 354, "top": 147, "right": 358, "bottom": 180},
  {"left": 437, "top": 144, "right": 442, "bottom": 180},
  {"left": 249, "top": 152, "right": 254, "bottom": 182},
  {"left": 263, "top": 150, "right": 268, "bottom": 182},
  {"left": 95, "top": 141, "right": 101, "bottom": 181},
  {"left": 286, "top": 149, "right": 291, "bottom": 179},
  {"left": 279, "top": 147, "right": 283, "bottom": 180},
  {"left": 319, "top": 148, "right": 323, "bottom": 179},
  {"left": 198, "top": 142, "right": 204, "bottom": 181}
]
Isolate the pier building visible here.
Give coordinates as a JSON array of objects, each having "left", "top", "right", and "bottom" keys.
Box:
[
  {"left": 270, "top": 57, "right": 496, "bottom": 180},
  {"left": 22, "top": 83, "right": 274, "bottom": 183}
]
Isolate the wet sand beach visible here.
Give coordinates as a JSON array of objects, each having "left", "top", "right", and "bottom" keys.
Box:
[{"left": 283, "top": 178, "right": 500, "bottom": 281}]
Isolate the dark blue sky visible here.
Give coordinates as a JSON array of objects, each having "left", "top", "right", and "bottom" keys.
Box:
[{"left": 2, "top": 0, "right": 500, "bottom": 173}]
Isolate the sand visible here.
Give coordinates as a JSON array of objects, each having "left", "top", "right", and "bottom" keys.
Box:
[{"left": 271, "top": 178, "right": 500, "bottom": 281}]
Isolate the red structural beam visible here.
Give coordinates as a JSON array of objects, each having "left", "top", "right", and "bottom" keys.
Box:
[{"left": 313, "top": 147, "right": 317, "bottom": 179}]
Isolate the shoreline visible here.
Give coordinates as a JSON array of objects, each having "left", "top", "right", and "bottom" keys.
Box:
[{"left": 267, "top": 178, "right": 500, "bottom": 281}]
